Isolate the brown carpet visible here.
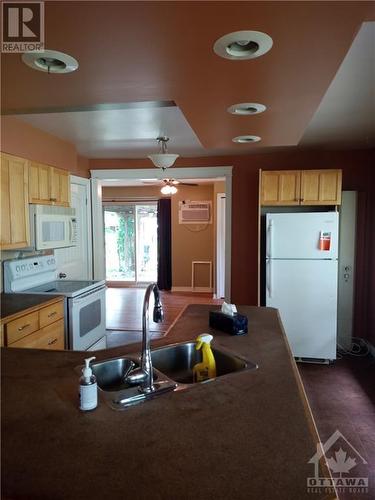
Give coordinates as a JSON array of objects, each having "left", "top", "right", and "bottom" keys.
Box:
[{"left": 299, "top": 355, "right": 375, "bottom": 499}]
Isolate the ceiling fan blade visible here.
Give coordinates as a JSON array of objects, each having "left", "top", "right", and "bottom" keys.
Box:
[
  {"left": 178, "top": 182, "right": 198, "bottom": 186},
  {"left": 141, "top": 180, "right": 162, "bottom": 185}
]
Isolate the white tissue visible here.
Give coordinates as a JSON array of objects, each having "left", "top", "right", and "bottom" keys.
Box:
[{"left": 221, "top": 301, "right": 237, "bottom": 316}]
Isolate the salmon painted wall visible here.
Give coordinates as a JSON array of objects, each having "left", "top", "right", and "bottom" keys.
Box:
[
  {"left": 91, "top": 148, "right": 375, "bottom": 342},
  {"left": 1, "top": 116, "right": 89, "bottom": 177}
]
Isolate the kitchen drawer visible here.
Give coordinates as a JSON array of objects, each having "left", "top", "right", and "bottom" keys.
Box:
[
  {"left": 39, "top": 301, "right": 64, "bottom": 328},
  {"left": 9, "top": 319, "right": 64, "bottom": 350},
  {"left": 6, "top": 311, "right": 39, "bottom": 344}
]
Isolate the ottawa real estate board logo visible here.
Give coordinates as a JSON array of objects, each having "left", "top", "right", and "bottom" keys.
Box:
[
  {"left": 2, "top": 1, "right": 44, "bottom": 53},
  {"left": 308, "top": 430, "right": 369, "bottom": 495}
]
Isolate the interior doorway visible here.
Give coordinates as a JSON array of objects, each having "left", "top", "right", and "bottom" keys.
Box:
[
  {"left": 55, "top": 175, "right": 92, "bottom": 280},
  {"left": 103, "top": 202, "right": 158, "bottom": 285},
  {"left": 91, "top": 166, "right": 233, "bottom": 301}
]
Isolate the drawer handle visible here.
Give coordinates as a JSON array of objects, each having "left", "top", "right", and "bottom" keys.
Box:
[
  {"left": 50, "top": 197, "right": 57, "bottom": 202},
  {"left": 48, "top": 311, "right": 57, "bottom": 318},
  {"left": 18, "top": 323, "right": 31, "bottom": 331},
  {"left": 48, "top": 338, "right": 58, "bottom": 345}
]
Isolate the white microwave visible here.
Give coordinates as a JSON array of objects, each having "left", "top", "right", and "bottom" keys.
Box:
[{"left": 29, "top": 205, "right": 77, "bottom": 250}]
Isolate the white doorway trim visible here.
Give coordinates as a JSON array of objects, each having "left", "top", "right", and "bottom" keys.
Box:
[
  {"left": 90, "top": 166, "right": 233, "bottom": 301},
  {"left": 216, "top": 192, "right": 226, "bottom": 299},
  {"left": 70, "top": 175, "right": 93, "bottom": 279}
]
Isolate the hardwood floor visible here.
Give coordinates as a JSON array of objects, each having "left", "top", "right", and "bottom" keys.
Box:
[
  {"left": 106, "top": 287, "right": 222, "bottom": 334},
  {"left": 299, "top": 355, "right": 375, "bottom": 499}
]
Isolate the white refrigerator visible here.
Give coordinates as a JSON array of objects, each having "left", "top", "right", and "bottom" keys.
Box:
[{"left": 265, "top": 212, "right": 339, "bottom": 361}]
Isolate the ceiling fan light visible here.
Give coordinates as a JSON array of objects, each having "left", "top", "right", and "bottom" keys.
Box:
[
  {"left": 161, "top": 185, "right": 172, "bottom": 194},
  {"left": 170, "top": 185, "right": 178, "bottom": 194},
  {"left": 148, "top": 153, "right": 179, "bottom": 169}
]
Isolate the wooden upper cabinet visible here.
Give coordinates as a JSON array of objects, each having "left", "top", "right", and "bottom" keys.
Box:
[
  {"left": 1, "top": 153, "right": 30, "bottom": 249},
  {"left": 260, "top": 169, "right": 342, "bottom": 206},
  {"left": 50, "top": 167, "right": 70, "bottom": 206},
  {"left": 300, "top": 170, "right": 342, "bottom": 205},
  {"left": 29, "top": 162, "right": 70, "bottom": 206},
  {"left": 261, "top": 170, "right": 301, "bottom": 206},
  {"left": 29, "top": 162, "right": 52, "bottom": 204}
]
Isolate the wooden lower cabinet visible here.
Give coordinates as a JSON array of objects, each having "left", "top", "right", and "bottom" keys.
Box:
[
  {"left": 39, "top": 301, "right": 64, "bottom": 328},
  {"left": 3, "top": 299, "right": 65, "bottom": 350},
  {"left": 6, "top": 311, "right": 39, "bottom": 345},
  {"left": 9, "top": 320, "right": 64, "bottom": 350}
]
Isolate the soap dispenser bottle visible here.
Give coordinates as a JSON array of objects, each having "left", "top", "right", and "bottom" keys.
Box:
[
  {"left": 79, "top": 356, "right": 98, "bottom": 411},
  {"left": 193, "top": 334, "right": 216, "bottom": 383}
]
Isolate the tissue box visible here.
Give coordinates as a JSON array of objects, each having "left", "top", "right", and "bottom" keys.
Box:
[{"left": 209, "top": 310, "right": 248, "bottom": 335}]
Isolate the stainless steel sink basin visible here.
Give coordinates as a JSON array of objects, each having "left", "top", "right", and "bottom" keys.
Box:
[
  {"left": 151, "top": 341, "right": 257, "bottom": 385},
  {"left": 90, "top": 356, "right": 176, "bottom": 410},
  {"left": 86, "top": 341, "right": 257, "bottom": 409},
  {"left": 91, "top": 357, "right": 139, "bottom": 392}
]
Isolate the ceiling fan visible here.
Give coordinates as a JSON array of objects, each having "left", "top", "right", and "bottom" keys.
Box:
[{"left": 142, "top": 178, "right": 198, "bottom": 195}]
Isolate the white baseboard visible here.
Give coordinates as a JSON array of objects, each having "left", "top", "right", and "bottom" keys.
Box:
[{"left": 172, "top": 286, "right": 213, "bottom": 293}]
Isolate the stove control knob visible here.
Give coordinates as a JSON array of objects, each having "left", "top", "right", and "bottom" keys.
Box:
[
  {"left": 21, "top": 265, "right": 26, "bottom": 271},
  {"left": 16, "top": 265, "right": 20, "bottom": 272}
]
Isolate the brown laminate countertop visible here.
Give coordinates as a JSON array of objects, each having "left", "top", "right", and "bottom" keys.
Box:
[
  {"left": 1, "top": 305, "right": 335, "bottom": 500},
  {"left": 0, "top": 293, "right": 64, "bottom": 322}
]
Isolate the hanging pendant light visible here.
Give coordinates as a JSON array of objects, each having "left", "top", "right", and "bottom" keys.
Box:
[{"left": 148, "top": 137, "right": 179, "bottom": 169}]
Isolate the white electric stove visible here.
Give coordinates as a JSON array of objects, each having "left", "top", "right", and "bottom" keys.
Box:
[{"left": 4, "top": 256, "right": 107, "bottom": 351}]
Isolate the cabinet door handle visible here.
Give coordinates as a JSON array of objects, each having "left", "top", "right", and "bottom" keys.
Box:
[
  {"left": 48, "top": 338, "right": 58, "bottom": 345},
  {"left": 50, "top": 197, "right": 57, "bottom": 202},
  {"left": 18, "top": 323, "right": 30, "bottom": 331},
  {"left": 48, "top": 311, "right": 57, "bottom": 318}
]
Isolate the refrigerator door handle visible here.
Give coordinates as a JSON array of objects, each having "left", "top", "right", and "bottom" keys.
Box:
[
  {"left": 266, "top": 259, "right": 272, "bottom": 298},
  {"left": 266, "top": 220, "right": 273, "bottom": 258}
]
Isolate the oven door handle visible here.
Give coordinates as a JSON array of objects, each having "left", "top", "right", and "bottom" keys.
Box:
[{"left": 72, "top": 285, "right": 106, "bottom": 303}]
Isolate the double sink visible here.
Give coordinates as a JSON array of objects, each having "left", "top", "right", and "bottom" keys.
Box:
[{"left": 90, "top": 341, "right": 257, "bottom": 410}]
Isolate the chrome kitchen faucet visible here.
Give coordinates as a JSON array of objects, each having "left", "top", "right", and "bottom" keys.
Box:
[{"left": 125, "top": 283, "right": 163, "bottom": 393}]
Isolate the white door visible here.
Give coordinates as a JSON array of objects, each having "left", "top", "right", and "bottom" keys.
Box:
[
  {"left": 266, "top": 259, "right": 338, "bottom": 359},
  {"left": 337, "top": 192, "right": 357, "bottom": 350},
  {"left": 216, "top": 193, "right": 226, "bottom": 299},
  {"left": 55, "top": 177, "right": 92, "bottom": 280},
  {"left": 266, "top": 212, "right": 339, "bottom": 259}
]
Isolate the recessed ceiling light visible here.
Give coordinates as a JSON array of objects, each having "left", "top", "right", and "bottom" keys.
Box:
[
  {"left": 228, "top": 103, "right": 266, "bottom": 115},
  {"left": 232, "top": 135, "right": 261, "bottom": 143},
  {"left": 22, "top": 49, "right": 79, "bottom": 73},
  {"left": 213, "top": 31, "right": 273, "bottom": 60}
]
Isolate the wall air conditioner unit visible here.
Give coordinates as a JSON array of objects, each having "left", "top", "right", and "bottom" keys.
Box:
[{"left": 178, "top": 201, "right": 212, "bottom": 224}]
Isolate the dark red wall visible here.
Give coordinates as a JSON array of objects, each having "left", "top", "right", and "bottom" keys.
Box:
[{"left": 90, "top": 148, "right": 375, "bottom": 342}]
